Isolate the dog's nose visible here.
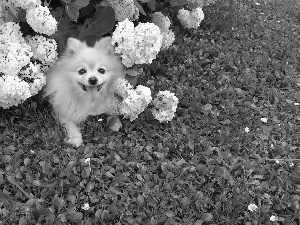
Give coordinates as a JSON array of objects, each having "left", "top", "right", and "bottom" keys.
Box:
[{"left": 88, "top": 77, "right": 98, "bottom": 85}]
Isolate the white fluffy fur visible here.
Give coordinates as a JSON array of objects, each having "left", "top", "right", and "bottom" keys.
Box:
[{"left": 44, "top": 37, "right": 125, "bottom": 146}]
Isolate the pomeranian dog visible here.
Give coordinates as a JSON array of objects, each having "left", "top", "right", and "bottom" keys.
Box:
[{"left": 44, "top": 37, "right": 126, "bottom": 147}]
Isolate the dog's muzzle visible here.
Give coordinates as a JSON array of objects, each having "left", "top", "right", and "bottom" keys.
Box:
[
  {"left": 78, "top": 82, "right": 105, "bottom": 102},
  {"left": 78, "top": 82, "right": 103, "bottom": 92}
]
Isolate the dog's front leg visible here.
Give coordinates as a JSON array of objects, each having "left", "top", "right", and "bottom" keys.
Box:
[{"left": 60, "top": 117, "right": 83, "bottom": 147}]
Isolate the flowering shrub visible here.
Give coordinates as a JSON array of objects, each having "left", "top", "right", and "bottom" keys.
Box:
[{"left": 0, "top": 0, "right": 218, "bottom": 120}]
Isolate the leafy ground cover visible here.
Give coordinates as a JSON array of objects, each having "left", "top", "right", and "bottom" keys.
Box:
[{"left": 1, "top": 0, "right": 300, "bottom": 224}]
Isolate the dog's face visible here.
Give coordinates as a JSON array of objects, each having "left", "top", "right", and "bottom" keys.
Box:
[{"left": 63, "top": 37, "right": 125, "bottom": 101}]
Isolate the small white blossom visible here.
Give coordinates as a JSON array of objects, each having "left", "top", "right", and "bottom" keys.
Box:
[
  {"left": 260, "top": 118, "right": 268, "bottom": 123},
  {"left": 270, "top": 215, "right": 277, "bottom": 221},
  {"left": 248, "top": 203, "right": 258, "bottom": 212},
  {"left": 289, "top": 162, "right": 294, "bottom": 167},
  {"left": 294, "top": 103, "right": 299, "bottom": 106},
  {"left": 245, "top": 127, "right": 250, "bottom": 133},
  {"left": 84, "top": 158, "right": 90, "bottom": 164},
  {"left": 152, "top": 91, "right": 179, "bottom": 123},
  {"left": 82, "top": 203, "right": 90, "bottom": 210},
  {"left": 275, "top": 160, "right": 280, "bottom": 164}
]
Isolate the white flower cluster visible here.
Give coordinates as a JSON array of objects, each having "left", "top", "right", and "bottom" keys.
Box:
[
  {"left": 177, "top": 7, "right": 205, "bottom": 29},
  {"left": 0, "top": 22, "right": 57, "bottom": 109},
  {"left": 112, "top": 18, "right": 163, "bottom": 67},
  {"left": 152, "top": 91, "right": 178, "bottom": 123},
  {"left": 11, "top": 0, "right": 41, "bottom": 10},
  {"left": 0, "top": 22, "right": 32, "bottom": 76},
  {"left": 0, "top": 76, "right": 31, "bottom": 109},
  {"left": 26, "top": 5, "right": 57, "bottom": 36},
  {"left": 112, "top": 78, "right": 152, "bottom": 121},
  {"left": 26, "top": 35, "right": 58, "bottom": 70},
  {"left": 106, "top": 0, "right": 139, "bottom": 22},
  {"left": 151, "top": 12, "right": 175, "bottom": 50}
]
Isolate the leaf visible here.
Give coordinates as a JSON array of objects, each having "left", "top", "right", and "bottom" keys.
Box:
[
  {"left": 19, "top": 216, "right": 27, "bottom": 225},
  {"left": 169, "top": 0, "right": 189, "bottom": 6},
  {"left": 133, "top": 0, "right": 146, "bottom": 16},
  {"left": 181, "top": 196, "right": 190, "bottom": 208},
  {"left": 201, "top": 213, "right": 213, "bottom": 221},
  {"left": 194, "top": 220, "right": 203, "bottom": 225},
  {"left": 105, "top": 171, "right": 114, "bottom": 178},
  {"left": 33, "top": 180, "right": 42, "bottom": 186},
  {"left": 147, "top": 0, "right": 156, "bottom": 11},
  {"left": 79, "top": 6, "right": 115, "bottom": 39},
  {"left": 0, "top": 190, "right": 14, "bottom": 209},
  {"left": 137, "top": 195, "right": 144, "bottom": 205},
  {"left": 66, "top": 2, "right": 79, "bottom": 21},
  {"left": 74, "top": 0, "right": 90, "bottom": 8}
]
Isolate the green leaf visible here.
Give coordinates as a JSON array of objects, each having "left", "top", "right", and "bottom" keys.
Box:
[
  {"left": 169, "top": 0, "right": 189, "bottom": 6},
  {"left": 66, "top": 2, "right": 79, "bottom": 21},
  {"left": 74, "top": 0, "right": 90, "bottom": 8},
  {"left": 194, "top": 220, "right": 203, "bottom": 225},
  {"left": 79, "top": 6, "right": 115, "bottom": 39},
  {"left": 147, "top": 0, "right": 156, "bottom": 11},
  {"left": 201, "top": 213, "right": 213, "bottom": 221},
  {"left": 133, "top": 0, "right": 146, "bottom": 16},
  {"left": 137, "top": 194, "right": 144, "bottom": 205}
]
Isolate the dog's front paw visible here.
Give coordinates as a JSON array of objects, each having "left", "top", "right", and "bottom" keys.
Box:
[
  {"left": 67, "top": 136, "right": 83, "bottom": 147},
  {"left": 107, "top": 116, "right": 122, "bottom": 132}
]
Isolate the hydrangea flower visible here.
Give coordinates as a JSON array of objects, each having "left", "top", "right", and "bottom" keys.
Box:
[
  {"left": 11, "top": 0, "right": 41, "bottom": 10},
  {"left": 0, "top": 75, "right": 31, "bottom": 109},
  {"left": 152, "top": 91, "right": 178, "bottom": 122},
  {"left": 26, "top": 5, "right": 57, "bottom": 35},
  {"left": 0, "top": 22, "right": 33, "bottom": 76},
  {"left": 106, "top": 0, "right": 139, "bottom": 21},
  {"left": 111, "top": 78, "right": 152, "bottom": 121},
  {"left": 112, "top": 18, "right": 163, "bottom": 67},
  {"left": 161, "top": 30, "right": 175, "bottom": 50},
  {"left": 151, "top": 12, "right": 171, "bottom": 32},
  {"left": 26, "top": 35, "right": 58, "bottom": 67},
  {"left": 177, "top": 7, "right": 205, "bottom": 29},
  {"left": 0, "top": 22, "right": 48, "bottom": 109},
  {"left": 134, "top": 22, "right": 163, "bottom": 64}
]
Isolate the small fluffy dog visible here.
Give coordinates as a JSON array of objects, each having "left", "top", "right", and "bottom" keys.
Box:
[{"left": 44, "top": 37, "right": 126, "bottom": 147}]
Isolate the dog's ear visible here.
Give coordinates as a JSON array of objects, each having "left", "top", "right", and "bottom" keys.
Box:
[
  {"left": 65, "top": 38, "right": 83, "bottom": 55},
  {"left": 95, "top": 37, "right": 115, "bottom": 55}
]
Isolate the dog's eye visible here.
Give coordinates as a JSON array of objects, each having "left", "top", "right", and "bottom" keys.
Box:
[
  {"left": 78, "top": 69, "right": 86, "bottom": 75},
  {"left": 98, "top": 68, "right": 106, "bottom": 74}
]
